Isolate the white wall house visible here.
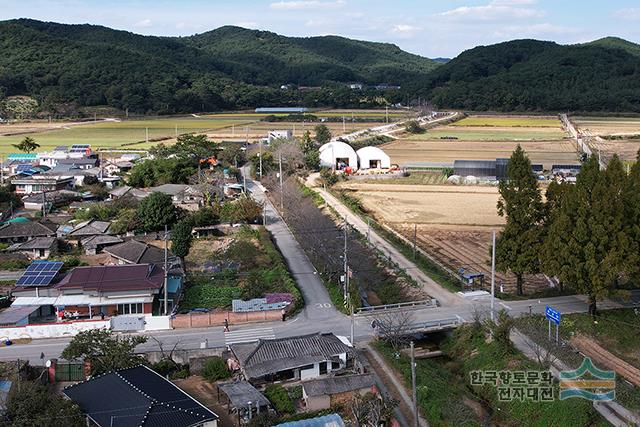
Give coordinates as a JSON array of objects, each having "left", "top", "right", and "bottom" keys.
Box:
[
  {"left": 356, "top": 146, "right": 391, "bottom": 169},
  {"left": 268, "top": 129, "right": 293, "bottom": 143},
  {"left": 319, "top": 141, "right": 358, "bottom": 171}
]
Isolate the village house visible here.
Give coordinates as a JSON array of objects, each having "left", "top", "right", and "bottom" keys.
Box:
[
  {"left": 301, "top": 374, "right": 375, "bottom": 411},
  {"left": 0, "top": 220, "right": 57, "bottom": 244},
  {"left": 229, "top": 333, "right": 355, "bottom": 384},
  {"left": 63, "top": 365, "right": 219, "bottom": 427},
  {"left": 149, "top": 184, "right": 205, "bottom": 211},
  {"left": 6, "top": 236, "right": 58, "bottom": 259},
  {"left": 11, "top": 175, "right": 74, "bottom": 195}
]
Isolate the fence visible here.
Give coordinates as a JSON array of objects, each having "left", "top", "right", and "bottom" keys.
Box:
[
  {"left": 355, "top": 299, "right": 438, "bottom": 316},
  {"left": 172, "top": 309, "right": 282, "bottom": 329}
]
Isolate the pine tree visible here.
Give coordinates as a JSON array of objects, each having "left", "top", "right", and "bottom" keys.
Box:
[
  {"left": 12, "top": 136, "right": 39, "bottom": 153},
  {"left": 495, "top": 145, "right": 544, "bottom": 295}
]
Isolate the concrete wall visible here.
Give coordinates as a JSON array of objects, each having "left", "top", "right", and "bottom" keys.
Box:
[
  {"left": 172, "top": 310, "right": 281, "bottom": 329},
  {"left": 143, "top": 347, "right": 226, "bottom": 365},
  {"left": 144, "top": 315, "right": 171, "bottom": 331},
  {"left": 0, "top": 320, "right": 109, "bottom": 340},
  {"left": 300, "top": 363, "right": 320, "bottom": 381}
]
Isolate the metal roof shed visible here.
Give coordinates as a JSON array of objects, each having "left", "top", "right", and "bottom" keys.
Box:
[{"left": 453, "top": 160, "right": 497, "bottom": 178}]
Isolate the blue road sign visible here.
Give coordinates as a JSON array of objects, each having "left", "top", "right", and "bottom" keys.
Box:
[{"left": 546, "top": 305, "right": 561, "bottom": 325}]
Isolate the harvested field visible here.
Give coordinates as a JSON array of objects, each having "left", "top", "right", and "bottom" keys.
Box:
[
  {"left": 337, "top": 181, "right": 550, "bottom": 294},
  {"left": 383, "top": 139, "right": 578, "bottom": 167},
  {"left": 589, "top": 138, "right": 640, "bottom": 162},
  {"left": 206, "top": 120, "right": 378, "bottom": 142},
  {"left": 573, "top": 116, "right": 640, "bottom": 137},
  {"left": 384, "top": 114, "right": 573, "bottom": 168},
  {"left": 337, "top": 183, "right": 503, "bottom": 226}
]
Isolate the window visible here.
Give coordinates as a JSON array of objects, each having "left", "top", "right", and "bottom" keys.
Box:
[
  {"left": 116, "top": 303, "right": 143, "bottom": 315},
  {"left": 319, "top": 362, "right": 327, "bottom": 375},
  {"left": 331, "top": 361, "right": 341, "bottom": 370}
]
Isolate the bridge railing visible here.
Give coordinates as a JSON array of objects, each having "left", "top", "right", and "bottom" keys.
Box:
[
  {"left": 406, "top": 317, "right": 461, "bottom": 332},
  {"left": 354, "top": 299, "right": 438, "bottom": 316}
]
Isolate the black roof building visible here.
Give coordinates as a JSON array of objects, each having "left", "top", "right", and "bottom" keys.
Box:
[{"left": 63, "top": 365, "right": 218, "bottom": 427}]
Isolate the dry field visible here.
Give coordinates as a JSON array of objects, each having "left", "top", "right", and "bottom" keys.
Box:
[
  {"left": 383, "top": 114, "right": 576, "bottom": 168},
  {"left": 206, "top": 120, "right": 377, "bottom": 141},
  {"left": 338, "top": 181, "right": 550, "bottom": 294},
  {"left": 589, "top": 138, "right": 640, "bottom": 163},
  {"left": 573, "top": 116, "right": 640, "bottom": 137},
  {"left": 383, "top": 139, "right": 578, "bottom": 167}
]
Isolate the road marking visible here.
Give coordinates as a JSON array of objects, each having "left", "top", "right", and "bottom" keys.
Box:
[
  {"left": 224, "top": 327, "right": 275, "bottom": 345},
  {"left": 499, "top": 302, "right": 512, "bottom": 310}
]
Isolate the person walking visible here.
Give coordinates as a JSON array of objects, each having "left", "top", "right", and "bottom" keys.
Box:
[
  {"left": 224, "top": 318, "right": 229, "bottom": 332},
  {"left": 281, "top": 308, "right": 286, "bottom": 322}
]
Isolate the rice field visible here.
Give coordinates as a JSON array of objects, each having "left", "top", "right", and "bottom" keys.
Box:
[
  {"left": 0, "top": 117, "right": 254, "bottom": 155},
  {"left": 573, "top": 116, "right": 640, "bottom": 137},
  {"left": 452, "top": 115, "right": 561, "bottom": 128}
]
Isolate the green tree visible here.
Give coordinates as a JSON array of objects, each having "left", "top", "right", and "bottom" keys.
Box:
[
  {"left": 202, "top": 356, "right": 230, "bottom": 382},
  {"left": 12, "top": 136, "right": 40, "bottom": 153},
  {"left": 624, "top": 150, "right": 640, "bottom": 281},
  {"left": 171, "top": 219, "right": 193, "bottom": 258},
  {"left": 314, "top": 124, "right": 332, "bottom": 145},
  {"left": 540, "top": 180, "right": 572, "bottom": 292},
  {"left": 405, "top": 120, "right": 424, "bottom": 134},
  {"left": 137, "top": 192, "right": 178, "bottom": 231},
  {"left": 4, "top": 381, "right": 84, "bottom": 427},
  {"left": 61, "top": 329, "right": 147, "bottom": 376},
  {"left": 495, "top": 146, "right": 544, "bottom": 295},
  {"left": 544, "top": 156, "right": 628, "bottom": 316}
]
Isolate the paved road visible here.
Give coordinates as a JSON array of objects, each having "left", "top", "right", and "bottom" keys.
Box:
[{"left": 0, "top": 270, "right": 23, "bottom": 281}]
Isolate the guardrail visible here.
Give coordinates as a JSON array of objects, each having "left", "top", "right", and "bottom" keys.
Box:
[
  {"left": 355, "top": 299, "right": 438, "bottom": 315},
  {"left": 406, "top": 317, "right": 461, "bottom": 332}
]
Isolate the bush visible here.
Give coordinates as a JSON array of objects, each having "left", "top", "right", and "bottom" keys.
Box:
[
  {"left": 264, "top": 384, "right": 295, "bottom": 414},
  {"left": 202, "top": 356, "right": 230, "bottom": 382},
  {"left": 405, "top": 120, "right": 425, "bottom": 134},
  {"left": 319, "top": 167, "right": 339, "bottom": 186}
]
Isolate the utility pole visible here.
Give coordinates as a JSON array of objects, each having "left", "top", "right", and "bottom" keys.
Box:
[
  {"left": 491, "top": 230, "right": 496, "bottom": 322},
  {"left": 175, "top": 124, "right": 178, "bottom": 139},
  {"left": 410, "top": 341, "right": 418, "bottom": 427},
  {"left": 262, "top": 201, "right": 267, "bottom": 226},
  {"left": 386, "top": 106, "right": 389, "bottom": 124},
  {"left": 342, "top": 116, "right": 346, "bottom": 133},
  {"left": 41, "top": 190, "right": 46, "bottom": 218},
  {"left": 279, "top": 153, "right": 284, "bottom": 213},
  {"left": 163, "top": 225, "right": 169, "bottom": 316},
  {"left": 145, "top": 127, "right": 149, "bottom": 144},
  {"left": 343, "top": 218, "right": 349, "bottom": 303},
  {"left": 259, "top": 140, "right": 263, "bottom": 179},
  {"left": 1, "top": 155, "right": 4, "bottom": 185},
  {"left": 350, "top": 299, "right": 354, "bottom": 346},
  {"left": 413, "top": 224, "right": 417, "bottom": 260}
]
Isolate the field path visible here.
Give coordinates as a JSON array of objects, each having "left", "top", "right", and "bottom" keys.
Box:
[{"left": 307, "top": 174, "right": 465, "bottom": 307}]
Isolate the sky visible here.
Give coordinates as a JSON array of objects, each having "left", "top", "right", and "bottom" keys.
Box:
[{"left": 1, "top": 0, "right": 640, "bottom": 58}]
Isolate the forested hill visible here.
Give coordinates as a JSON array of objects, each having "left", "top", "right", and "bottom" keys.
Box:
[
  {"left": 0, "top": 19, "right": 438, "bottom": 115},
  {"left": 409, "top": 39, "right": 640, "bottom": 112}
]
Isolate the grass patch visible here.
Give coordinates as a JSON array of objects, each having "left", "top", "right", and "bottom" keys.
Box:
[
  {"left": 452, "top": 116, "right": 561, "bottom": 128},
  {"left": 375, "top": 324, "right": 603, "bottom": 427},
  {"left": 359, "top": 171, "right": 446, "bottom": 186}
]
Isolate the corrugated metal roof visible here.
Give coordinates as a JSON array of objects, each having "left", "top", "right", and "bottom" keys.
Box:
[
  {"left": 218, "top": 381, "right": 270, "bottom": 408},
  {"left": 0, "top": 306, "right": 39, "bottom": 325},
  {"left": 302, "top": 374, "right": 375, "bottom": 397}
]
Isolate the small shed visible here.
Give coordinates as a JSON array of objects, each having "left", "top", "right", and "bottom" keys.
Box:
[
  {"left": 356, "top": 147, "right": 391, "bottom": 170},
  {"left": 319, "top": 141, "right": 358, "bottom": 171},
  {"left": 302, "top": 374, "right": 375, "bottom": 411},
  {"left": 218, "top": 381, "right": 271, "bottom": 422}
]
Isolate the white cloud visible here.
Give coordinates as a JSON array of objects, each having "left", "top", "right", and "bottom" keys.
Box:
[
  {"left": 439, "top": 0, "right": 545, "bottom": 21},
  {"left": 613, "top": 8, "right": 640, "bottom": 21},
  {"left": 391, "top": 24, "right": 422, "bottom": 36},
  {"left": 269, "top": 0, "right": 345, "bottom": 11},
  {"left": 133, "top": 18, "right": 152, "bottom": 28}
]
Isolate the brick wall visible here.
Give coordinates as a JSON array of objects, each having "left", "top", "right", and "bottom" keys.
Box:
[{"left": 172, "top": 309, "right": 282, "bottom": 329}]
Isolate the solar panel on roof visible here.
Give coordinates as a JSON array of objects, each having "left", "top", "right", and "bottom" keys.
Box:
[{"left": 16, "top": 261, "right": 63, "bottom": 287}]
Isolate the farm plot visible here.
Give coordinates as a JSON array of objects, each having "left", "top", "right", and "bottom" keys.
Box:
[
  {"left": 206, "top": 120, "right": 378, "bottom": 141},
  {"left": 573, "top": 116, "right": 640, "bottom": 137},
  {"left": 383, "top": 114, "right": 575, "bottom": 168},
  {"left": 336, "top": 182, "right": 550, "bottom": 294},
  {"left": 588, "top": 138, "right": 640, "bottom": 162},
  {"left": 0, "top": 117, "right": 253, "bottom": 155}
]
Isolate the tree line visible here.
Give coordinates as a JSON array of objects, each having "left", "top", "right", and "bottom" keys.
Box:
[{"left": 497, "top": 146, "right": 639, "bottom": 314}]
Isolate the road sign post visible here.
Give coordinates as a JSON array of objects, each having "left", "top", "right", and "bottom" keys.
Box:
[{"left": 545, "top": 305, "right": 561, "bottom": 344}]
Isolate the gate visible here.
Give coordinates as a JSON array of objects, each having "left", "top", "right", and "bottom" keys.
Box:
[
  {"left": 111, "top": 316, "right": 146, "bottom": 331},
  {"left": 55, "top": 362, "right": 84, "bottom": 382}
]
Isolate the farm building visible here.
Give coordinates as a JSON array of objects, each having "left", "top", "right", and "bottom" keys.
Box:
[
  {"left": 319, "top": 141, "right": 358, "bottom": 171},
  {"left": 268, "top": 129, "right": 293, "bottom": 142},
  {"left": 255, "top": 107, "right": 308, "bottom": 113},
  {"left": 356, "top": 146, "right": 391, "bottom": 169},
  {"left": 454, "top": 160, "right": 498, "bottom": 178}
]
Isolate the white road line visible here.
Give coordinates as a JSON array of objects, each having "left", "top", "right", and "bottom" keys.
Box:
[
  {"left": 224, "top": 327, "right": 275, "bottom": 344},
  {"left": 226, "top": 336, "right": 276, "bottom": 344}
]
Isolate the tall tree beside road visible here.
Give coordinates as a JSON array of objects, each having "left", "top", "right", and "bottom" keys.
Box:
[
  {"left": 543, "top": 155, "right": 628, "bottom": 316},
  {"left": 12, "top": 136, "right": 39, "bottom": 153},
  {"left": 137, "top": 192, "right": 179, "bottom": 231},
  {"left": 4, "top": 381, "right": 84, "bottom": 427},
  {"left": 495, "top": 146, "right": 544, "bottom": 295},
  {"left": 314, "top": 124, "right": 332, "bottom": 145},
  {"left": 623, "top": 150, "right": 640, "bottom": 282},
  {"left": 540, "top": 181, "right": 572, "bottom": 292},
  {"left": 171, "top": 218, "right": 193, "bottom": 258},
  {"left": 61, "top": 329, "right": 148, "bottom": 376}
]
